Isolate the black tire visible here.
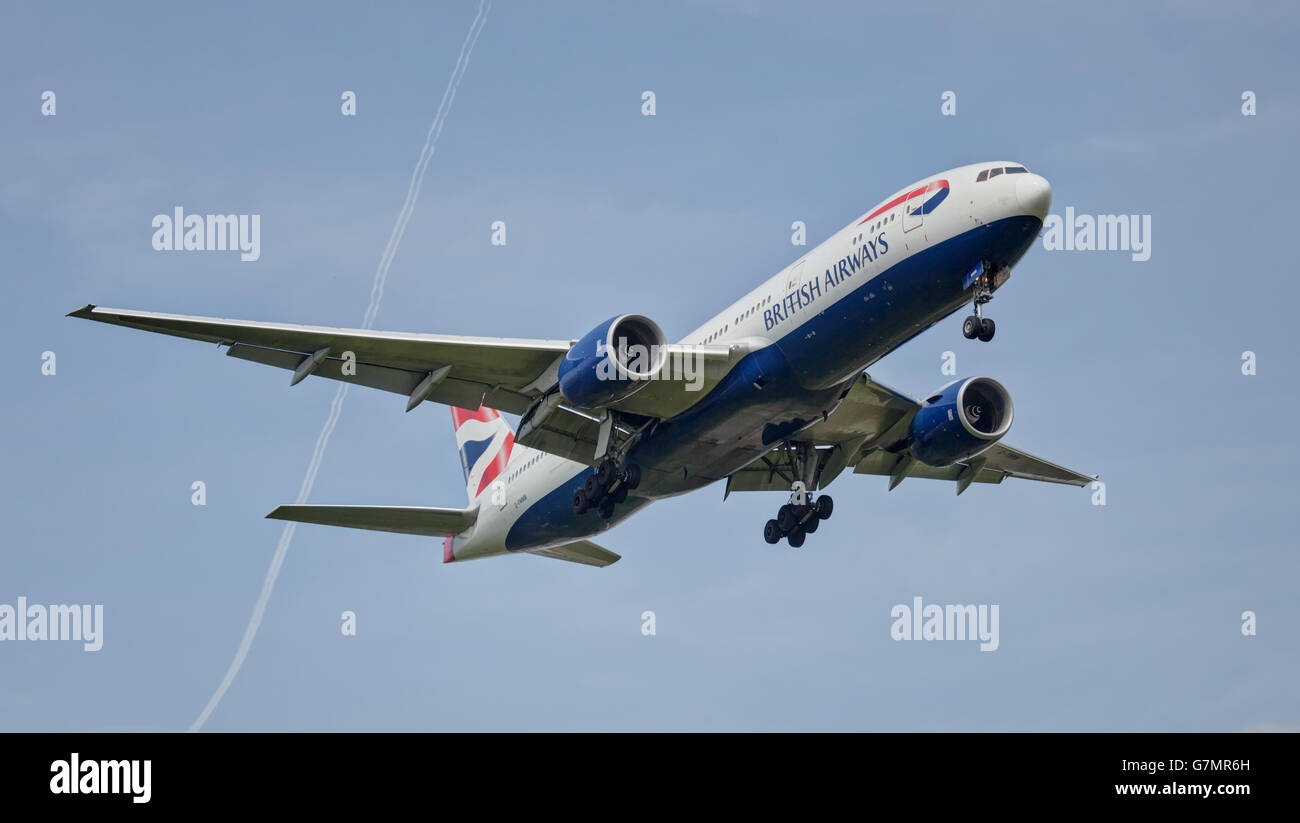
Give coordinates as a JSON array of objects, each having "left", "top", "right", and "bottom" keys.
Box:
[
  {"left": 787, "top": 528, "right": 806, "bottom": 548},
  {"left": 777, "top": 504, "right": 798, "bottom": 533},
  {"left": 977, "top": 317, "right": 996, "bottom": 342},
  {"left": 599, "top": 499, "right": 616, "bottom": 520},
  {"left": 572, "top": 489, "right": 589, "bottom": 514},
  {"left": 803, "top": 514, "right": 819, "bottom": 533},
  {"left": 584, "top": 473, "right": 604, "bottom": 502},
  {"left": 763, "top": 519, "right": 781, "bottom": 544},
  {"left": 815, "top": 495, "right": 834, "bottom": 520},
  {"left": 612, "top": 483, "right": 629, "bottom": 504},
  {"left": 598, "top": 460, "right": 616, "bottom": 487},
  {"left": 962, "top": 315, "right": 979, "bottom": 339},
  {"left": 625, "top": 463, "right": 642, "bottom": 490}
]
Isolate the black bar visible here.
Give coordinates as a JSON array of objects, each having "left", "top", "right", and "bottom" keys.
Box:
[{"left": 4, "top": 732, "right": 1283, "bottom": 810}]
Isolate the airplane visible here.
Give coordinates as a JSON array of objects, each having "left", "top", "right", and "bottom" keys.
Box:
[{"left": 70, "top": 160, "right": 1094, "bottom": 568}]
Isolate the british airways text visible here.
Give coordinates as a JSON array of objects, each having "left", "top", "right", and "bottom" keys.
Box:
[{"left": 764, "top": 232, "right": 888, "bottom": 331}]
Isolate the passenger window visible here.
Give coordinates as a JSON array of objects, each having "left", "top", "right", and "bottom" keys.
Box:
[{"left": 976, "top": 169, "right": 988, "bottom": 182}]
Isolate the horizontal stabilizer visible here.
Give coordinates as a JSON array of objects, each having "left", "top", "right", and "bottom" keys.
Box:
[
  {"left": 266, "top": 504, "right": 477, "bottom": 537},
  {"left": 528, "top": 540, "right": 621, "bottom": 567}
]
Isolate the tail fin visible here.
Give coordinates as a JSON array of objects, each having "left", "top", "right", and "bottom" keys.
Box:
[{"left": 450, "top": 406, "right": 514, "bottom": 503}]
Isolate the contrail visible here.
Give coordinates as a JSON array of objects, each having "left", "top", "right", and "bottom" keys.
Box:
[{"left": 190, "top": 0, "right": 492, "bottom": 732}]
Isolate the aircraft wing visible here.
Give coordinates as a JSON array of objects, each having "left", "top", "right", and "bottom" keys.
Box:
[
  {"left": 69, "top": 304, "right": 736, "bottom": 464},
  {"left": 69, "top": 304, "right": 571, "bottom": 414},
  {"left": 725, "top": 371, "right": 1095, "bottom": 496}
]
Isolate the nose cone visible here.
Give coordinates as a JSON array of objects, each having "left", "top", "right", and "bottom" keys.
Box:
[{"left": 1015, "top": 173, "right": 1052, "bottom": 220}]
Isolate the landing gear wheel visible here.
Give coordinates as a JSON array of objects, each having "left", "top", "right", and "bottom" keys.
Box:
[
  {"left": 802, "top": 514, "right": 819, "bottom": 533},
  {"left": 763, "top": 519, "right": 782, "bottom": 544},
  {"left": 787, "top": 528, "right": 806, "bottom": 548},
  {"left": 777, "top": 504, "right": 798, "bottom": 533},
  {"left": 624, "top": 463, "right": 642, "bottom": 490},
  {"left": 815, "top": 495, "right": 834, "bottom": 519},
  {"left": 572, "top": 489, "right": 589, "bottom": 514},
  {"left": 977, "top": 317, "right": 996, "bottom": 342},
  {"left": 599, "top": 498, "right": 616, "bottom": 520},
  {"left": 598, "top": 460, "right": 617, "bottom": 487},
  {"left": 612, "top": 483, "right": 629, "bottom": 504},
  {"left": 584, "top": 474, "right": 604, "bottom": 502},
  {"left": 962, "top": 315, "right": 980, "bottom": 339}
]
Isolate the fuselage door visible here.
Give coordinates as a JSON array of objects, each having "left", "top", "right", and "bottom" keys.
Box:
[
  {"left": 785, "top": 259, "right": 805, "bottom": 292},
  {"left": 902, "top": 185, "right": 924, "bottom": 233}
]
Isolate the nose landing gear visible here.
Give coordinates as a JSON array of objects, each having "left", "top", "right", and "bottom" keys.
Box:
[
  {"left": 962, "top": 262, "right": 997, "bottom": 342},
  {"left": 962, "top": 314, "right": 995, "bottom": 342}
]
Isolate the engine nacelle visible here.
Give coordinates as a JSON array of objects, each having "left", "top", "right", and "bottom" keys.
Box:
[
  {"left": 557, "top": 314, "right": 667, "bottom": 409},
  {"left": 908, "top": 377, "right": 1014, "bottom": 467}
]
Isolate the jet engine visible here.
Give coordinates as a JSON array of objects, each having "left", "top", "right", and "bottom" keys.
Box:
[
  {"left": 557, "top": 314, "right": 667, "bottom": 409},
  {"left": 908, "top": 377, "right": 1013, "bottom": 467}
]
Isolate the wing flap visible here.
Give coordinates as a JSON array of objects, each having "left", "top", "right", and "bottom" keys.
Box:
[
  {"left": 226, "top": 343, "right": 514, "bottom": 412},
  {"left": 851, "top": 450, "right": 1005, "bottom": 485},
  {"left": 527, "top": 540, "right": 621, "bottom": 567},
  {"left": 266, "top": 504, "right": 477, "bottom": 537}
]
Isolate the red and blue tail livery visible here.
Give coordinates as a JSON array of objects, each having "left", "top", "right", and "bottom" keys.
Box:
[{"left": 451, "top": 405, "right": 513, "bottom": 502}]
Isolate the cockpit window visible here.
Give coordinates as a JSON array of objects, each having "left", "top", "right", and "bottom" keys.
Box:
[{"left": 978, "top": 165, "right": 1030, "bottom": 182}]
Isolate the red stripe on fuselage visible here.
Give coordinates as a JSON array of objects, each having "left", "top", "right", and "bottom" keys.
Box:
[{"left": 859, "top": 179, "right": 949, "bottom": 225}]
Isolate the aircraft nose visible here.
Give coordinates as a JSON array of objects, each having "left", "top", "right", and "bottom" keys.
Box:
[{"left": 1015, "top": 173, "right": 1052, "bottom": 220}]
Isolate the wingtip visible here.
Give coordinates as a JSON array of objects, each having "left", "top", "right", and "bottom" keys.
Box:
[{"left": 66, "top": 303, "right": 97, "bottom": 319}]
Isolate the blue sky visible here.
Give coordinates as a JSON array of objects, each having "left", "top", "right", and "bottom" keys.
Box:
[{"left": 2, "top": 0, "right": 1297, "bottom": 731}]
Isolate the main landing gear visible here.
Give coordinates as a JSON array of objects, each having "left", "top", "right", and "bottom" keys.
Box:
[
  {"left": 572, "top": 412, "right": 652, "bottom": 521},
  {"left": 572, "top": 456, "right": 642, "bottom": 520},
  {"left": 763, "top": 482, "right": 833, "bottom": 548},
  {"left": 962, "top": 265, "right": 996, "bottom": 342},
  {"left": 760, "top": 441, "right": 833, "bottom": 547}
]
